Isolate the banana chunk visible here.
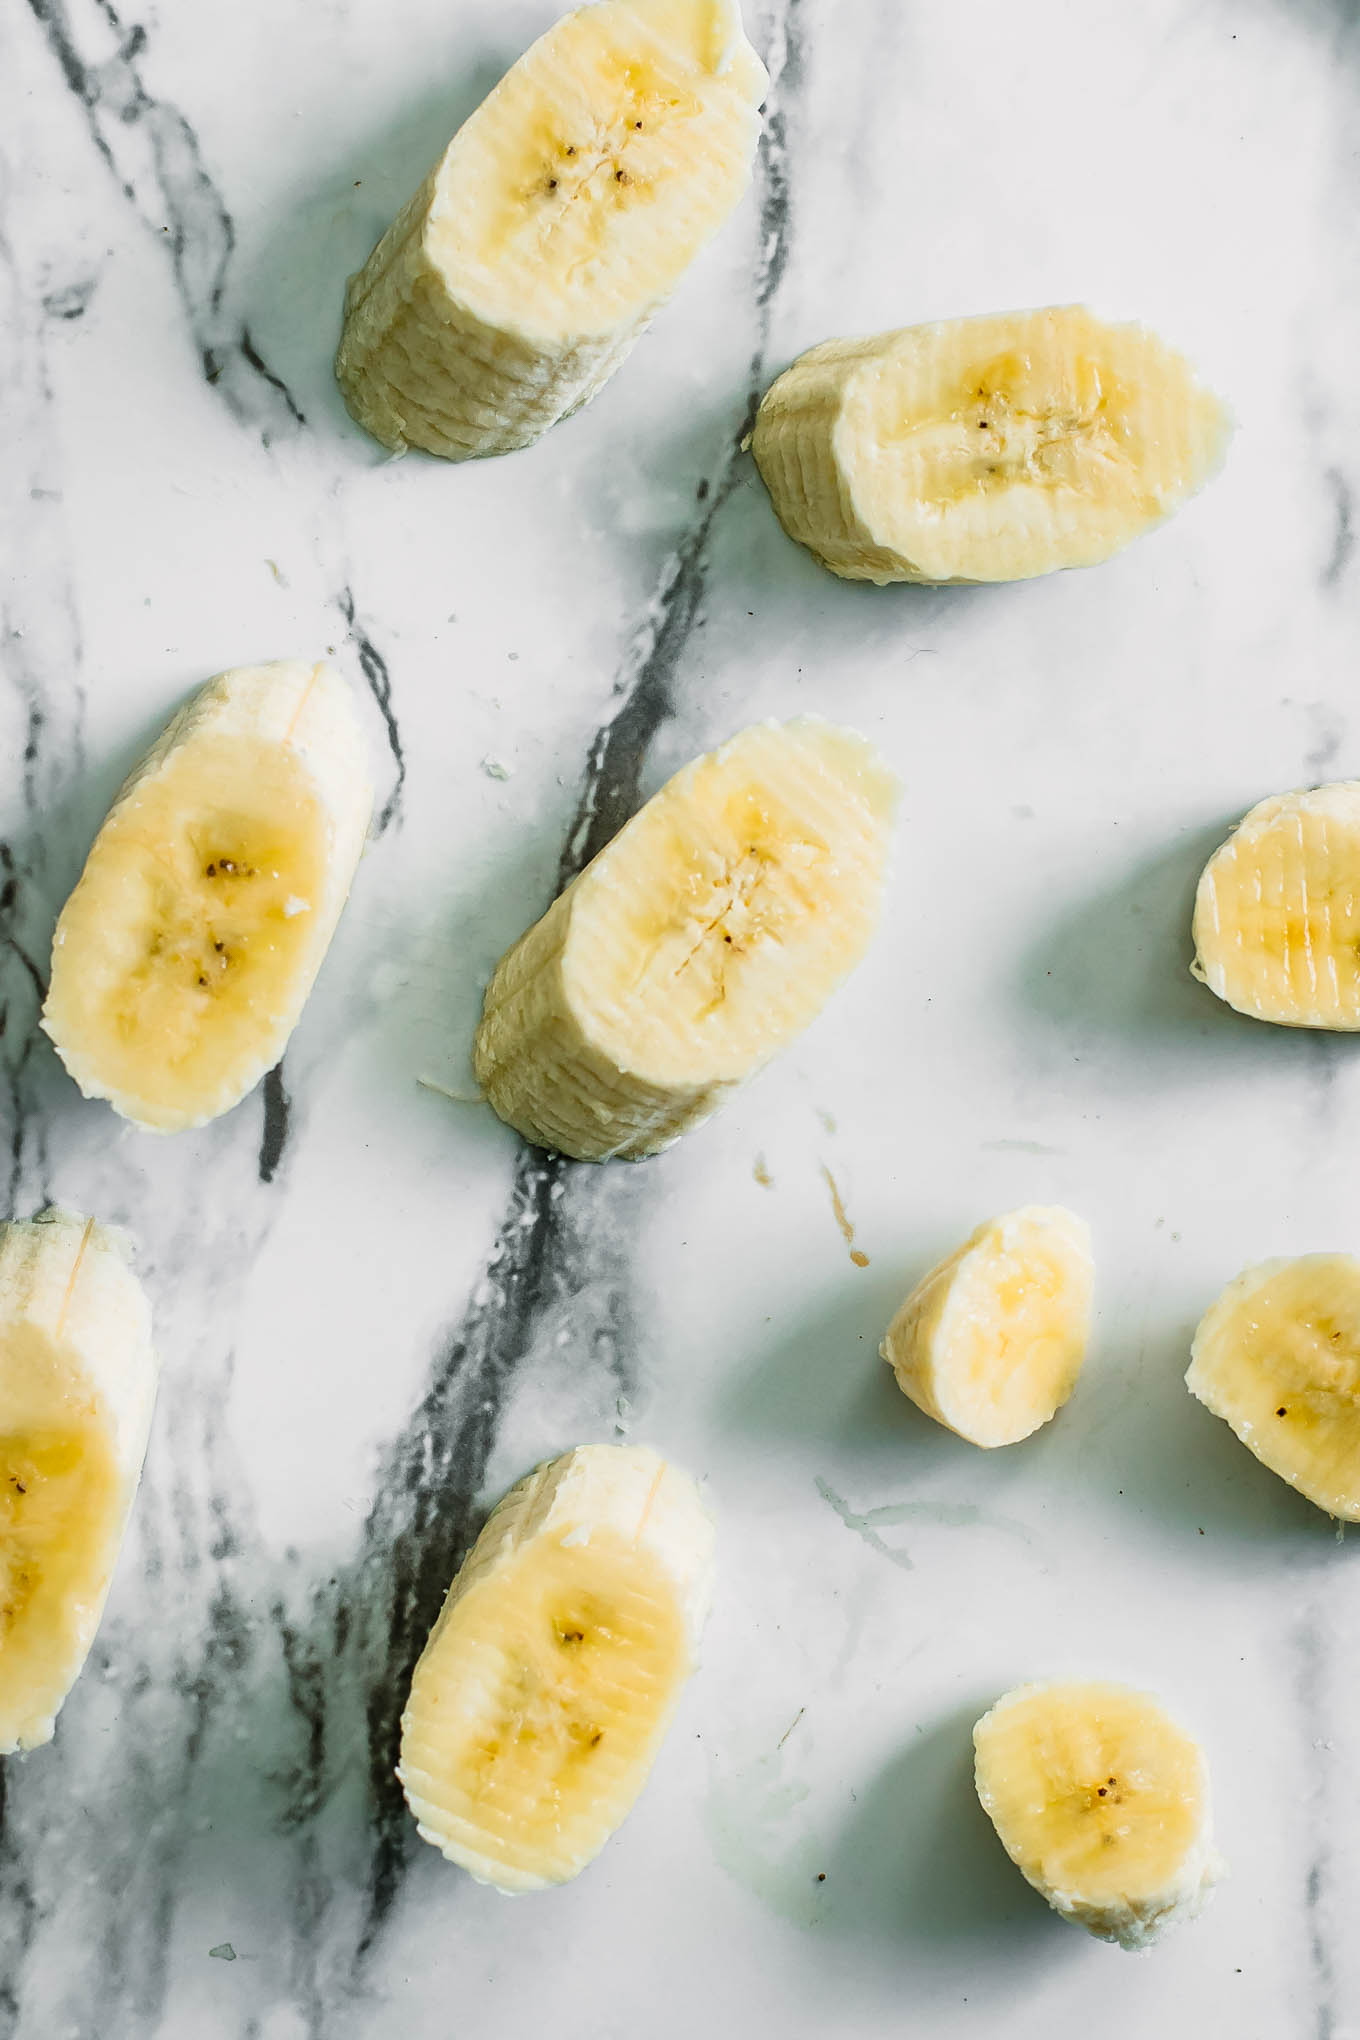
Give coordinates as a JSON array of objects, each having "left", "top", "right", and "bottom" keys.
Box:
[
  {"left": 1192, "top": 783, "right": 1360, "bottom": 1029},
  {"left": 398, "top": 1444, "right": 713, "bottom": 1892},
  {"left": 1188, "top": 1254, "right": 1360, "bottom": 1518},
  {"left": 43, "top": 661, "right": 373, "bottom": 1133},
  {"left": 974, "top": 1681, "right": 1224, "bottom": 1950},
  {"left": 335, "top": 0, "right": 767, "bottom": 460},
  {"left": 752, "top": 306, "right": 1231, "bottom": 585},
  {"left": 474, "top": 718, "right": 897, "bottom": 1161},
  {"left": 881, "top": 1207, "right": 1092, "bottom": 1448},
  {"left": 0, "top": 1211, "right": 157, "bottom": 1754}
]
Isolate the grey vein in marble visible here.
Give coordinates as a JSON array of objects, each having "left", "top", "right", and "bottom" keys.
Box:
[
  {"left": 336, "top": 588, "right": 405, "bottom": 837},
  {"left": 0, "top": 214, "right": 85, "bottom": 1219},
  {"left": 258, "top": 1063, "right": 291, "bottom": 1185},
  {"left": 815, "top": 1478, "right": 1034, "bottom": 1572},
  {"left": 1323, "top": 468, "right": 1355, "bottom": 588},
  {"left": 1296, "top": 1610, "right": 1338, "bottom": 2040},
  {"left": 24, "top": 0, "right": 305, "bottom": 440}
]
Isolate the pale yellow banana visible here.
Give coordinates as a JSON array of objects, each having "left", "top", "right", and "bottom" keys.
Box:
[
  {"left": 335, "top": 0, "right": 767, "bottom": 460},
  {"left": 752, "top": 306, "right": 1231, "bottom": 584},
  {"left": 0, "top": 1211, "right": 157, "bottom": 1754},
  {"left": 43, "top": 661, "right": 373, "bottom": 1132},
  {"left": 398, "top": 1444, "right": 712, "bottom": 1892},
  {"left": 1188, "top": 1254, "right": 1360, "bottom": 1519},
  {"left": 1192, "top": 783, "right": 1360, "bottom": 1029},
  {"left": 974, "top": 1681, "right": 1224, "bottom": 1950},
  {"left": 473, "top": 717, "right": 897, "bottom": 1160},
  {"left": 881, "top": 1206, "right": 1092, "bottom": 1447}
]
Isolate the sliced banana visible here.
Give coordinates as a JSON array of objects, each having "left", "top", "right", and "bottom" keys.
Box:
[
  {"left": 398, "top": 1444, "right": 713, "bottom": 1892},
  {"left": 473, "top": 718, "right": 897, "bottom": 1161},
  {"left": 752, "top": 306, "right": 1231, "bottom": 585},
  {"left": 974, "top": 1681, "right": 1224, "bottom": 1950},
  {"left": 1191, "top": 783, "right": 1360, "bottom": 1029},
  {"left": 1187, "top": 1254, "right": 1360, "bottom": 1518},
  {"left": 881, "top": 1206, "right": 1092, "bottom": 1447},
  {"left": 0, "top": 1211, "right": 157, "bottom": 1754},
  {"left": 43, "top": 661, "right": 373, "bottom": 1133},
  {"left": 335, "top": 0, "right": 767, "bottom": 460}
]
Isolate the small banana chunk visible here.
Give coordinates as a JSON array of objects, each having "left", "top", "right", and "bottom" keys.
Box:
[
  {"left": 398, "top": 1444, "right": 713, "bottom": 1892},
  {"left": 1192, "top": 783, "right": 1360, "bottom": 1029},
  {"left": 0, "top": 1211, "right": 157, "bottom": 1754},
  {"left": 1188, "top": 1254, "right": 1360, "bottom": 1518},
  {"left": 881, "top": 1206, "right": 1092, "bottom": 1447},
  {"left": 43, "top": 661, "right": 373, "bottom": 1132},
  {"left": 474, "top": 718, "right": 897, "bottom": 1160},
  {"left": 336, "top": 0, "right": 767, "bottom": 460},
  {"left": 752, "top": 306, "right": 1231, "bottom": 585},
  {"left": 974, "top": 1681, "right": 1224, "bottom": 1950}
]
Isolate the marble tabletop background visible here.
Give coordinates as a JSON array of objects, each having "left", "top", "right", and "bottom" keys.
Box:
[{"left": 2, "top": 0, "right": 1359, "bottom": 2034}]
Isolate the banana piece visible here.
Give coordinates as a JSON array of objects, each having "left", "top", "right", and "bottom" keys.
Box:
[
  {"left": 1187, "top": 1254, "right": 1360, "bottom": 1518},
  {"left": 473, "top": 718, "right": 897, "bottom": 1160},
  {"left": 974, "top": 1680, "right": 1224, "bottom": 1950},
  {"left": 881, "top": 1206, "right": 1092, "bottom": 1447},
  {"left": 335, "top": 0, "right": 768, "bottom": 460},
  {"left": 752, "top": 306, "right": 1232, "bottom": 585},
  {"left": 0, "top": 1210, "right": 157, "bottom": 1754},
  {"left": 1191, "top": 783, "right": 1360, "bottom": 1029},
  {"left": 398, "top": 1444, "right": 713, "bottom": 1892},
  {"left": 43, "top": 661, "right": 373, "bottom": 1133}
]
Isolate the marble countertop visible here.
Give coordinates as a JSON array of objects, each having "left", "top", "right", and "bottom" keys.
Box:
[{"left": 3, "top": 0, "right": 1359, "bottom": 2034}]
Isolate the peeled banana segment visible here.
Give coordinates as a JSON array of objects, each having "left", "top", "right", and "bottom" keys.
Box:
[
  {"left": 752, "top": 306, "right": 1232, "bottom": 585},
  {"left": 881, "top": 1206, "right": 1092, "bottom": 1448},
  {"left": 398, "top": 1444, "right": 713, "bottom": 1892},
  {"left": 974, "top": 1681, "right": 1224, "bottom": 1951},
  {"left": 0, "top": 1211, "right": 157, "bottom": 1754},
  {"left": 1188, "top": 1254, "right": 1360, "bottom": 1519},
  {"left": 335, "top": 0, "right": 767, "bottom": 460},
  {"left": 1192, "top": 783, "right": 1360, "bottom": 1029},
  {"left": 474, "top": 718, "right": 897, "bottom": 1161},
  {"left": 43, "top": 661, "right": 373, "bottom": 1133}
]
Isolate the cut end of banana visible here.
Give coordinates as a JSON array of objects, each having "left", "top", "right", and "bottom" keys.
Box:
[
  {"left": 398, "top": 1444, "right": 713, "bottom": 1892},
  {"left": 974, "top": 1680, "right": 1224, "bottom": 1950},
  {"left": 1188, "top": 1253, "right": 1360, "bottom": 1519},
  {"left": 881, "top": 1206, "right": 1092, "bottom": 1448},
  {"left": 42, "top": 661, "right": 373, "bottom": 1132},
  {"left": 752, "top": 306, "right": 1232, "bottom": 585},
  {"left": 336, "top": 0, "right": 767, "bottom": 459},
  {"left": 0, "top": 1210, "right": 157, "bottom": 1754},
  {"left": 1192, "top": 783, "right": 1360, "bottom": 1030},
  {"left": 473, "top": 717, "right": 897, "bottom": 1161}
]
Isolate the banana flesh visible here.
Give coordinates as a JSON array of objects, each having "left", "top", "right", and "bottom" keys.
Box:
[
  {"left": 0, "top": 1211, "right": 157, "bottom": 1754},
  {"left": 398, "top": 1444, "right": 713, "bottom": 1892},
  {"left": 335, "top": 0, "right": 767, "bottom": 460},
  {"left": 473, "top": 718, "right": 897, "bottom": 1161},
  {"left": 42, "top": 661, "right": 373, "bottom": 1133},
  {"left": 1188, "top": 1254, "right": 1360, "bottom": 1519},
  {"left": 974, "top": 1681, "right": 1224, "bottom": 1950},
  {"left": 881, "top": 1206, "right": 1092, "bottom": 1448},
  {"left": 1192, "top": 783, "right": 1360, "bottom": 1029},
  {"left": 752, "top": 306, "right": 1232, "bottom": 585}
]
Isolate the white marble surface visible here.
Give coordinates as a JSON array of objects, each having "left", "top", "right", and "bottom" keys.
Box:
[{"left": 2, "top": 0, "right": 1359, "bottom": 2033}]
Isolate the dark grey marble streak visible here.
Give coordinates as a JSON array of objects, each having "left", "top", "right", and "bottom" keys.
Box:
[
  {"left": 24, "top": 0, "right": 305, "bottom": 439},
  {"left": 336, "top": 587, "right": 406, "bottom": 837},
  {"left": 0, "top": 211, "right": 88, "bottom": 1219},
  {"left": 258, "top": 1064, "right": 291, "bottom": 1185}
]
